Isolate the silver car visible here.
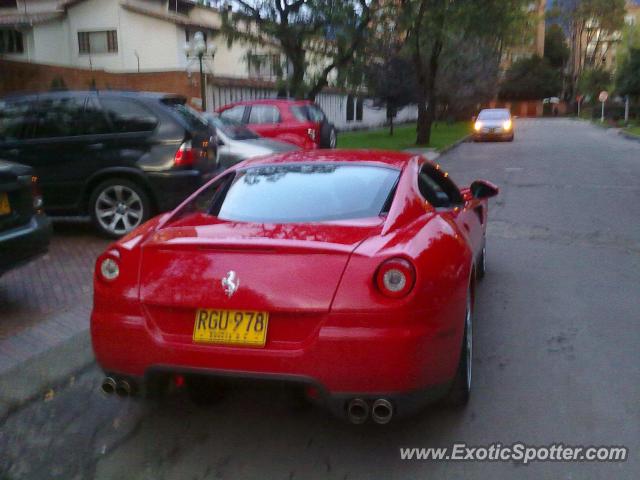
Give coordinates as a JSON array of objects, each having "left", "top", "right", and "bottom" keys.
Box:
[
  {"left": 205, "top": 114, "right": 299, "bottom": 169},
  {"left": 473, "top": 108, "right": 514, "bottom": 142}
]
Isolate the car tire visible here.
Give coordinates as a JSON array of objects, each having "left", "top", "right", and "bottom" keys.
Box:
[
  {"left": 89, "top": 178, "right": 151, "bottom": 238},
  {"left": 444, "top": 288, "right": 473, "bottom": 407},
  {"left": 320, "top": 123, "right": 337, "bottom": 149}
]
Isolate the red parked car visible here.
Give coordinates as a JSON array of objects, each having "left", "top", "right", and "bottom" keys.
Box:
[
  {"left": 91, "top": 150, "right": 498, "bottom": 423},
  {"left": 217, "top": 99, "right": 337, "bottom": 150}
]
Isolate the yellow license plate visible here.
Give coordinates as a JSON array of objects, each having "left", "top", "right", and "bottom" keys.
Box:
[
  {"left": 0, "top": 193, "right": 10, "bottom": 215},
  {"left": 193, "top": 309, "right": 269, "bottom": 347}
]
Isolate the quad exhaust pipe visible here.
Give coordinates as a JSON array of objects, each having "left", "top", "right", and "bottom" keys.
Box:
[
  {"left": 347, "top": 398, "right": 394, "bottom": 424},
  {"left": 101, "top": 377, "right": 117, "bottom": 395},
  {"left": 347, "top": 398, "right": 369, "bottom": 424},
  {"left": 101, "top": 377, "right": 134, "bottom": 397},
  {"left": 371, "top": 399, "right": 393, "bottom": 425}
]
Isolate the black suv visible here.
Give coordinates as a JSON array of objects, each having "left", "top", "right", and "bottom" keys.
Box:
[
  {"left": 0, "top": 160, "right": 51, "bottom": 276},
  {"left": 0, "top": 91, "right": 217, "bottom": 237}
]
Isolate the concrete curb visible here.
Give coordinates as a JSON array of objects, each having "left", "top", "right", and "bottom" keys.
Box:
[
  {"left": 619, "top": 130, "right": 640, "bottom": 143},
  {"left": 0, "top": 329, "right": 93, "bottom": 421},
  {"left": 439, "top": 134, "right": 472, "bottom": 156},
  {"left": 404, "top": 134, "right": 471, "bottom": 161},
  {"left": 0, "top": 307, "right": 93, "bottom": 421}
]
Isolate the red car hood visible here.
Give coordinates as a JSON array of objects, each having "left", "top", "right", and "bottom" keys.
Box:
[{"left": 138, "top": 215, "right": 383, "bottom": 312}]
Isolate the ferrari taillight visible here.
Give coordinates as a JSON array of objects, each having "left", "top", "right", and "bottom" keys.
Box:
[
  {"left": 375, "top": 258, "right": 416, "bottom": 298},
  {"left": 97, "top": 250, "right": 121, "bottom": 282}
]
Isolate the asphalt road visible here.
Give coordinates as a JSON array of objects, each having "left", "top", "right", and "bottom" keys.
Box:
[{"left": 1, "top": 119, "right": 639, "bottom": 480}]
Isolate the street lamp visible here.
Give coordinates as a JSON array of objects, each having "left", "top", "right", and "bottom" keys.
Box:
[{"left": 184, "top": 31, "right": 215, "bottom": 111}]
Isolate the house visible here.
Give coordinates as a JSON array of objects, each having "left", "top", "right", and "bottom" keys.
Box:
[{"left": 0, "top": 0, "right": 417, "bottom": 129}]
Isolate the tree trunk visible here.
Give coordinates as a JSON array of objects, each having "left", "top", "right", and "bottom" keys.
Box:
[
  {"left": 417, "top": 36, "right": 443, "bottom": 146},
  {"left": 416, "top": 87, "right": 429, "bottom": 145}
]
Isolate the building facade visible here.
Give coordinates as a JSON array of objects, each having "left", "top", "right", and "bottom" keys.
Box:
[{"left": 0, "top": 0, "right": 417, "bottom": 129}]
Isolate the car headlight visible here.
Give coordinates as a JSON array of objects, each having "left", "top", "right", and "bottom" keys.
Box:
[
  {"left": 100, "top": 258, "right": 120, "bottom": 281},
  {"left": 503, "top": 120, "right": 512, "bottom": 131},
  {"left": 474, "top": 121, "right": 483, "bottom": 131}
]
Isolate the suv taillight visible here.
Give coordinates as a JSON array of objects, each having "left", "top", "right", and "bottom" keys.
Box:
[
  {"left": 31, "top": 176, "right": 43, "bottom": 212},
  {"left": 174, "top": 141, "right": 195, "bottom": 167}
]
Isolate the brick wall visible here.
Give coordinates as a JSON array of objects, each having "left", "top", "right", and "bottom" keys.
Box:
[{"left": 0, "top": 60, "right": 202, "bottom": 107}]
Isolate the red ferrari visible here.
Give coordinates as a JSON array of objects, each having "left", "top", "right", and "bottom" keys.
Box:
[{"left": 91, "top": 150, "right": 498, "bottom": 424}]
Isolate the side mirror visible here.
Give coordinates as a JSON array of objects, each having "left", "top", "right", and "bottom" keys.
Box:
[
  {"left": 217, "top": 137, "right": 225, "bottom": 146},
  {"left": 470, "top": 180, "right": 499, "bottom": 199}
]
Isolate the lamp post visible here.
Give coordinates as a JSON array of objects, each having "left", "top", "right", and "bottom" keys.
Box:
[{"left": 184, "top": 31, "right": 215, "bottom": 111}]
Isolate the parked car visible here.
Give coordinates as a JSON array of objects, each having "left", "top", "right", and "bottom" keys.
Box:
[
  {"left": 203, "top": 114, "right": 299, "bottom": 170},
  {"left": 0, "top": 91, "right": 217, "bottom": 237},
  {"left": 0, "top": 160, "right": 51, "bottom": 276},
  {"left": 473, "top": 108, "right": 514, "bottom": 141},
  {"left": 91, "top": 149, "right": 499, "bottom": 423},
  {"left": 217, "top": 99, "right": 337, "bottom": 150}
]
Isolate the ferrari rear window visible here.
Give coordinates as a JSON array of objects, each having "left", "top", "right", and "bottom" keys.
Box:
[{"left": 213, "top": 164, "right": 399, "bottom": 223}]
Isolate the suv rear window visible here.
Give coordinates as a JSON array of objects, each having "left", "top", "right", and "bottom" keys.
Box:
[
  {"left": 100, "top": 98, "right": 158, "bottom": 132},
  {"left": 213, "top": 164, "right": 399, "bottom": 223},
  {"left": 161, "top": 98, "right": 208, "bottom": 130}
]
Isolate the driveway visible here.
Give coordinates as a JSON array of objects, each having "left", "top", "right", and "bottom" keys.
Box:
[{"left": 1, "top": 119, "right": 639, "bottom": 480}]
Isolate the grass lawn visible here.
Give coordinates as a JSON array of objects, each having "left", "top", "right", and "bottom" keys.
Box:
[
  {"left": 338, "top": 122, "right": 470, "bottom": 151},
  {"left": 625, "top": 125, "right": 640, "bottom": 137}
]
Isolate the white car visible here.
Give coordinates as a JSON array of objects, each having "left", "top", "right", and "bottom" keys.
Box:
[{"left": 473, "top": 109, "right": 514, "bottom": 142}]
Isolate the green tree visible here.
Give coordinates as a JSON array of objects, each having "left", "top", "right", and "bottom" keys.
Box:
[
  {"left": 616, "top": 48, "right": 640, "bottom": 98},
  {"left": 499, "top": 56, "right": 562, "bottom": 100},
  {"left": 222, "top": 0, "right": 377, "bottom": 99},
  {"left": 365, "top": 53, "right": 418, "bottom": 136},
  {"left": 400, "top": 0, "right": 527, "bottom": 145},
  {"left": 544, "top": 24, "right": 570, "bottom": 69},
  {"left": 577, "top": 67, "right": 611, "bottom": 98},
  {"left": 551, "top": 0, "right": 625, "bottom": 96}
]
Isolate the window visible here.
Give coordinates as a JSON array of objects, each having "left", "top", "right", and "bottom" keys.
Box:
[
  {"left": 161, "top": 98, "right": 208, "bottom": 130},
  {"left": 219, "top": 106, "right": 246, "bottom": 123},
  {"left": 247, "top": 53, "right": 281, "bottom": 79},
  {"left": 292, "top": 104, "right": 326, "bottom": 123},
  {"left": 418, "top": 164, "right": 463, "bottom": 209},
  {"left": 0, "top": 99, "right": 32, "bottom": 141},
  {"left": 346, "top": 94, "right": 354, "bottom": 122},
  {"left": 207, "top": 164, "right": 400, "bottom": 223},
  {"left": 99, "top": 98, "right": 157, "bottom": 133},
  {"left": 0, "top": 29, "right": 23, "bottom": 54},
  {"left": 169, "top": 0, "right": 192, "bottom": 16},
  {"left": 248, "top": 105, "right": 280, "bottom": 124},
  {"left": 12, "top": 97, "right": 88, "bottom": 139},
  {"left": 78, "top": 30, "right": 118, "bottom": 54}
]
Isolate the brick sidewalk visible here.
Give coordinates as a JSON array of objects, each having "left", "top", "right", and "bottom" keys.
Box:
[{"left": 0, "top": 220, "right": 109, "bottom": 339}]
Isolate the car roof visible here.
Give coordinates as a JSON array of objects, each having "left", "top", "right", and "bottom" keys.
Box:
[
  {"left": 237, "top": 149, "right": 416, "bottom": 170},
  {"left": 479, "top": 108, "right": 511, "bottom": 115},
  {"left": 219, "top": 98, "right": 313, "bottom": 109},
  {"left": 1, "top": 90, "right": 184, "bottom": 102}
]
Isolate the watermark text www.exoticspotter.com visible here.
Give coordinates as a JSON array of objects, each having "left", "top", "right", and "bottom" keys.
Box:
[{"left": 399, "top": 443, "right": 628, "bottom": 464}]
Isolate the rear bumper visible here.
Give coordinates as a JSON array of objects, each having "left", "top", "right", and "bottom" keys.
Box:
[
  {"left": 91, "top": 306, "right": 462, "bottom": 417},
  {"left": 145, "top": 170, "right": 215, "bottom": 212},
  {"left": 0, "top": 214, "right": 52, "bottom": 275}
]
